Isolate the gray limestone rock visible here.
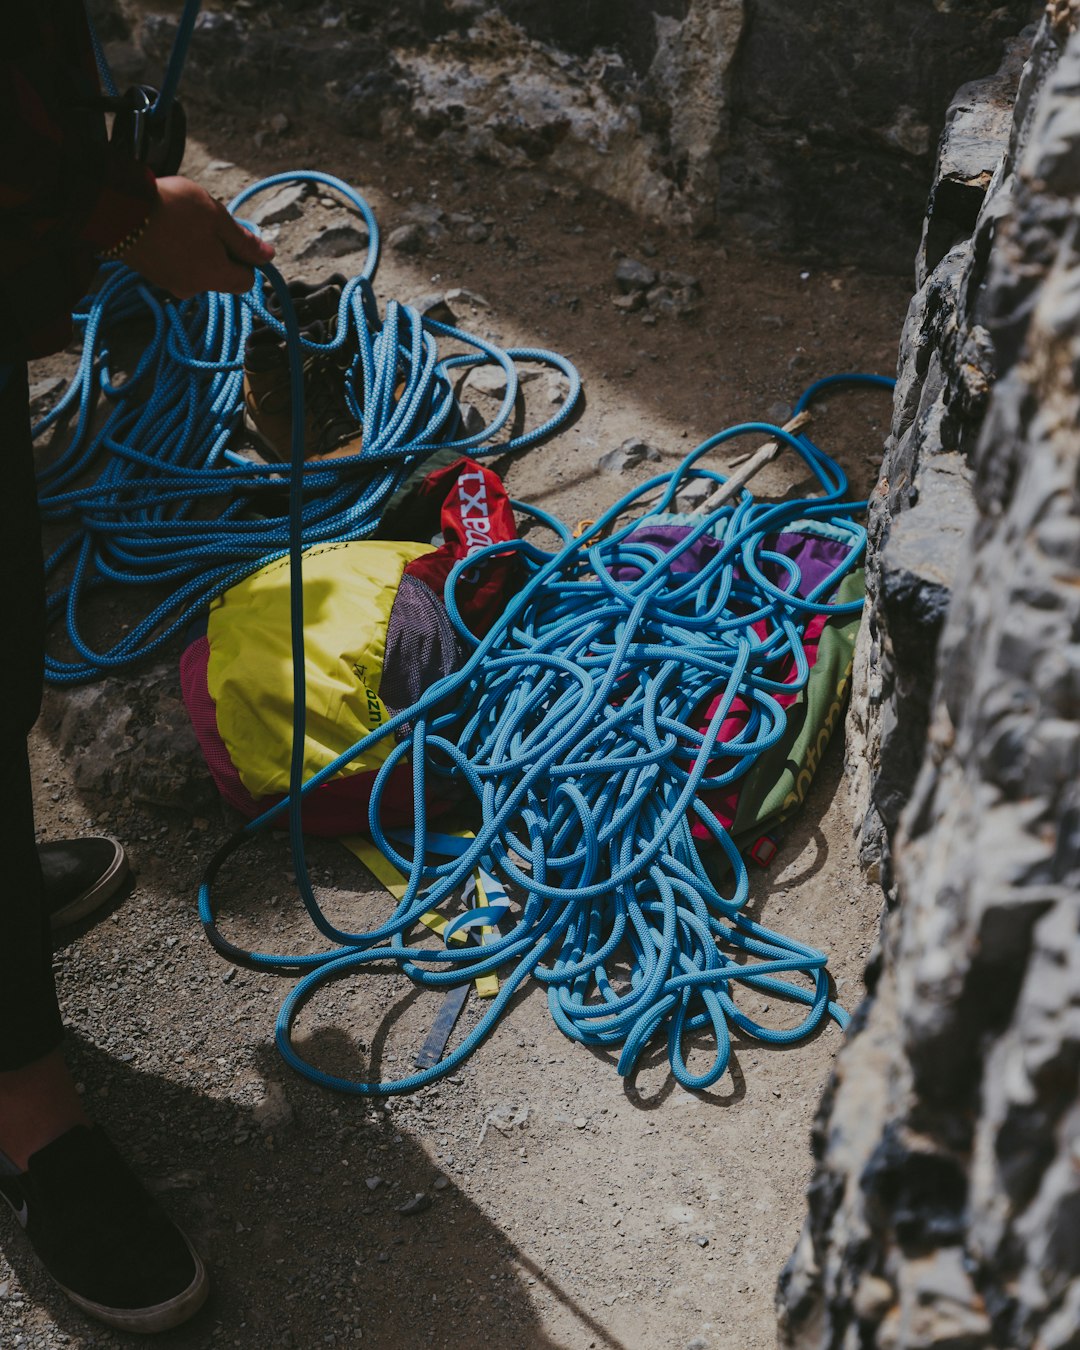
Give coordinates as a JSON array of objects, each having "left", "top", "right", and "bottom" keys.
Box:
[
  {"left": 783, "top": 10, "right": 1080, "bottom": 1349},
  {"left": 845, "top": 31, "right": 1029, "bottom": 893}
]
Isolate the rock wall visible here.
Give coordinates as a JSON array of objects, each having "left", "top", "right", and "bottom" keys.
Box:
[
  {"left": 100, "top": 0, "right": 1038, "bottom": 268},
  {"left": 780, "top": 5, "right": 1080, "bottom": 1346},
  {"left": 846, "top": 26, "right": 1034, "bottom": 895}
]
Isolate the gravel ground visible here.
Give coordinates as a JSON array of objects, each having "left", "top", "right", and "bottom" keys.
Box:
[{"left": 2, "top": 106, "right": 911, "bottom": 1350}]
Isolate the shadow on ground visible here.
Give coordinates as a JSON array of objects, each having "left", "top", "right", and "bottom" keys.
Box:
[{"left": 1, "top": 1033, "right": 628, "bottom": 1350}]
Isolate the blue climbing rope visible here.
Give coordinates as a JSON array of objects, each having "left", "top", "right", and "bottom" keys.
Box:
[
  {"left": 71, "top": 0, "right": 892, "bottom": 1098},
  {"left": 34, "top": 142, "right": 892, "bottom": 1092},
  {"left": 34, "top": 172, "right": 581, "bottom": 683},
  {"left": 198, "top": 367, "right": 895, "bottom": 1095}
]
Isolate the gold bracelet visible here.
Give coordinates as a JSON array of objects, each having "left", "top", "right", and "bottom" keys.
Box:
[{"left": 98, "top": 214, "right": 152, "bottom": 261}]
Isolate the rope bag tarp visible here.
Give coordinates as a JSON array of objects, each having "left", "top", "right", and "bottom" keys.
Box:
[{"left": 180, "top": 456, "right": 520, "bottom": 834}]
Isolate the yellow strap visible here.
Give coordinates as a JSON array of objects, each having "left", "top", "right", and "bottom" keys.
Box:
[{"left": 340, "top": 834, "right": 500, "bottom": 997}]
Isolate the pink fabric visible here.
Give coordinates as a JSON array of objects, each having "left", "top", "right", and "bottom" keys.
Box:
[{"left": 690, "top": 610, "right": 829, "bottom": 839}]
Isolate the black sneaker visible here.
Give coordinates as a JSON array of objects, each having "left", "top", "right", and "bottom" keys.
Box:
[
  {"left": 39, "top": 837, "right": 130, "bottom": 931},
  {"left": 0, "top": 1126, "right": 209, "bottom": 1333}
]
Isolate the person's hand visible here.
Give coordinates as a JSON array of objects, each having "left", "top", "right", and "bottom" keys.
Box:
[{"left": 123, "top": 176, "right": 275, "bottom": 298}]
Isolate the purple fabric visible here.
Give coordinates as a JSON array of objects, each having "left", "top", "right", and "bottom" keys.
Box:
[
  {"left": 612, "top": 525, "right": 720, "bottom": 579},
  {"left": 614, "top": 523, "right": 853, "bottom": 599},
  {"left": 766, "top": 531, "right": 853, "bottom": 598}
]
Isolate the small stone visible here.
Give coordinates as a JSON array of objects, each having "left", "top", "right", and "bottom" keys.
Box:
[
  {"left": 465, "top": 365, "right": 510, "bottom": 398},
  {"left": 397, "top": 1192, "right": 432, "bottom": 1216},
  {"left": 694, "top": 1235, "right": 709, "bottom": 1248},
  {"left": 402, "top": 202, "right": 446, "bottom": 228},
  {"left": 243, "top": 184, "right": 307, "bottom": 227},
  {"left": 613, "top": 292, "right": 645, "bottom": 313},
  {"left": 675, "top": 479, "right": 713, "bottom": 511},
  {"left": 298, "top": 225, "right": 370, "bottom": 260},
  {"left": 432, "top": 1174, "right": 450, "bottom": 1191},
  {"left": 389, "top": 223, "right": 424, "bottom": 254},
  {"left": 615, "top": 258, "right": 658, "bottom": 294},
  {"left": 365, "top": 1176, "right": 383, "bottom": 1191},
  {"left": 659, "top": 270, "right": 702, "bottom": 294},
  {"left": 465, "top": 222, "right": 491, "bottom": 243},
  {"left": 598, "top": 437, "right": 662, "bottom": 473},
  {"left": 222, "top": 966, "right": 237, "bottom": 984},
  {"left": 445, "top": 287, "right": 490, "bottom": 309},
  {"left": 574, "top": 1116, "right": 588, "bottom": 1129},
  {"left": 269, "top": 112, "right": 290, "bottom": 135},
  {"left": 207, "top": 160, "right": 235, "bottom": 172},
  {"left": 671, "top": 288, "right": 703, "bottom": 318},
  {"left": 406, "top": 292, "right": 457, "bottom": 325}
]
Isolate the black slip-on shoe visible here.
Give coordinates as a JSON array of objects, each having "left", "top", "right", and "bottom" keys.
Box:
[
  {"left": 39, "top": 837, "right": 130, "bottom": 930},
  {"left": 0, "top": 1125, "right": 209, "bottom": 1334}
]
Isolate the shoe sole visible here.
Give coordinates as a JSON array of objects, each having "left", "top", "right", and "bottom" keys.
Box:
[
  {"left": 55, "top": 1234, "right": 209, "bottom": 1334},
  {"left": 48, "top": 840, "right": 131, "bottom": 931}
]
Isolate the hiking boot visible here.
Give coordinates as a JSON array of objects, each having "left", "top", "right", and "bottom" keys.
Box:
[
  {"left": 40, "top": 837, "right": 130, "bottom": 931},
  {"left": 243, "top": 316, "right": 362, "bottom": 463},
  {"left": 262, "top": 273, "right": 346, "bottom": 326},
  {"left": 0, "top": 1125, "right": 209, "bottom": 1333}
]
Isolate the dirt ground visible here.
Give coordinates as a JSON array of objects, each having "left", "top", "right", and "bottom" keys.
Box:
[{"left": 2, "top": 102, "right": 913, "bottom": 1350}]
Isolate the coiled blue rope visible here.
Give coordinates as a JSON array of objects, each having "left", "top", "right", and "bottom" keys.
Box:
[
  {"left": 34, "top": 172, "right": 581, "bottom": 683},
  {"left": 198, "top": 366, "right": 894, "bottom": 1095}
]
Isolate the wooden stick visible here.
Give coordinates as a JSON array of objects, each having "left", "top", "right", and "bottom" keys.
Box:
[{"left": 693, "top": 409, "right": 813, "bottom": 514}]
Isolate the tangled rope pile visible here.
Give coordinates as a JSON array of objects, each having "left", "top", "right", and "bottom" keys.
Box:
[
  {"left": 47, "top": 0, "right": 893, "bottom": 1100},
  {"left": 34, "top": 171, "right": 580, "bottom": 683},
  {"left": 201, "top": 372, "right": 894, "bottom": 1095}
]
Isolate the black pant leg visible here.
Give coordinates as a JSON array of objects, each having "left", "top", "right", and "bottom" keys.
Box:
[{"left": 0, "top": 364, "right": 63, "bottom": 1070}]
